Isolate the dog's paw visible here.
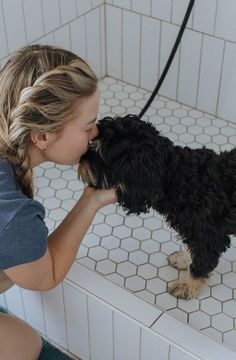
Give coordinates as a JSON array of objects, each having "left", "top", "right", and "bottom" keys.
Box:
[
  {"left": 168, "top": 278, "right": 205, "bottom": 299},
  {"left": 167, "top": 250, "right": 191, "bottom": 270}
]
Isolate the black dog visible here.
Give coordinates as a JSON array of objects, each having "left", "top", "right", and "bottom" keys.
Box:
[{"left": 79, "top": 114, "right": 236, "bottom": 299}]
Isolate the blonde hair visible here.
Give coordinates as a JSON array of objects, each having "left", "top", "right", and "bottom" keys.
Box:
[{"left": 0, "top": 44, "right": 98, "bottom": 198}]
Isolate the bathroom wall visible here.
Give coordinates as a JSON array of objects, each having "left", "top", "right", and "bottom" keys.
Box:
[
  {"left": 0, "top": 0, "right": 105, "bottom": 78},
  {"left": 2, "top": 0, "right": 236, "bottom": 124},
  {"left": 105, "top": 0, "right": 236, "bottom": 124}
]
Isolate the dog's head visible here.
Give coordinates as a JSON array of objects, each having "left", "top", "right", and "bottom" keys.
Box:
[{"left": 79, "top": 115, "right": 169, "bottom": 214}]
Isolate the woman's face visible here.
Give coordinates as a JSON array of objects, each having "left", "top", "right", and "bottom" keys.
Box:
[{"left": 44, "top": 88, "right": 100, "bottom": 166}]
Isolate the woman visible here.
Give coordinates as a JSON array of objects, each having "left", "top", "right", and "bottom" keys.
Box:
[{"left": 0, "top": 44, "right": 116, "bottom": 359}]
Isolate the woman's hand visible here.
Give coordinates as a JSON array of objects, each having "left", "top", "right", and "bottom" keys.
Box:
[{"left": 80, "top": 186, "right": 117, "bottom": 210}]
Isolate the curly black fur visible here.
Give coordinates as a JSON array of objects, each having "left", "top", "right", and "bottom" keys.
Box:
[{"left": 79, "top": 114, "right": 236, "bottom": 280}]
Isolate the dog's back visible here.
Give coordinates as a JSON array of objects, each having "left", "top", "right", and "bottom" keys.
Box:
[
  {"left": 218, "top": 148, "right": 236, "bottom": 234},
  {"left": 219, "top": 148, "right": 236, "bottom": 196},
  {"left": 155, "top": 143, "right": 236, "bottom": 235}
]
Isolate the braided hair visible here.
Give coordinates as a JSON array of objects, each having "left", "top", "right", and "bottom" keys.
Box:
[{"left": 0, "top": 44, "right": 97, "bottom": 198}]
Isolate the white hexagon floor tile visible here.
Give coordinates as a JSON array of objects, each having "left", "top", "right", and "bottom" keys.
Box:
[{"left": 34, "top": 77, "right": 236, "bottom": 352}]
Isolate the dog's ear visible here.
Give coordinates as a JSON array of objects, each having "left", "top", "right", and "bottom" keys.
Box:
[
  {"left": 113, "top": 142, "right": 165, "bottom": 215},
  {"left": 97, "top": 116, "right": 171, "bottom": 215}
]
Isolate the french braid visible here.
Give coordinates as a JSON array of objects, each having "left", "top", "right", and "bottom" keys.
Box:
[{"left": 0, "top": 45, "right": 97, "bottom": 198}]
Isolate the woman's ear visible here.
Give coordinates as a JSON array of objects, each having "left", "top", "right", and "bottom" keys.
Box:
[{"left": 30, "top": 131, "right": 48, "bottom": 150}]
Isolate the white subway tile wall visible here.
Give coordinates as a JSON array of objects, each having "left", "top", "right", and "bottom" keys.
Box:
[
  {"left": 59, "top": 0, "right": 77, "bottom": 25},
  {"left": 178, "top": 29, "right": 201, "bottom": 108},
  {"left": 114, "top": 311, "right": 141, "bottom": 360},
  {"left": 172, "top": 0, "right": 193, "bottom": 27},
  {"left": 23, "top": 0, "right": 44, "bottom": 43},
  {"left": 54, "top": 24, "right": 71, "bottom": 50},
  {"left": 88, "top": 296, "right": 113, "bottom": 360},
  {"left": 4, "top": 285, "right": 25, "bottom": 320},
  {"left": 86, "top": 8, "right": 102, "bottom": 77},
  {"left": 77, "top": 0, "right": 93, "bottom": 17},
  {"left": 1, "top": 1, "right": 236, "bottom": 122},
  {"left": 141, "top": 327, "right": 170, "bottom": 360},
  {"left": 100, "top": 6, "right": 106, "bottom": 75},
  {"left": 70, "top": 16, "right": 87, "bottom": 59},
  {"left": 0, "top": 293, "right": 7, "bottom": 308},
  {"left": 197, "top": 35, "right": 224, "bottom": 115},
  {"left": 152, "top": 0, "right": 172, "bottom": 22},
  {"left": 0, "top": 0, "right": 105, "bottom": 79},
  {"left": 132, "top": 0, "right": 151, "bottom": 17},
  {"left": 0, "top": 1, "right": 8, "bottom": 58},
  {"left": 159, "top": 22, "right": 180, "bottom": 100},
  {"left": 106, "top": 5, "right": 122, "bottom": 78},
  {"left": 215, "top": 0, "right": 236, "bottom": 43},
  {"left": 218, "top": 42, "right": 236, "bottom": 123},
  {"left": 42, "top": 284, "right": 68, "bottom": 348},
  {"left": 105, "top": 1, "right": 236, "bottom": 123},
  {"left": 122, "top": 10, "right": 141, "bottom": 85},
  {"left": 21, "top": 289, "right": 46, "bottom": 334},
  {"left": 193, "top": 0, "right": 217, "bottom": 35},
  {"left": 63, "top": 282, "right": 90, "bottom": 360},
  {"left": 169, "top": 347, "right": 199, "bottom": 360},
  {"left": 42, "top": 0, "right": 61, "bottom": 34},
  {"left": 113, "top": 0, "right": 131, "bottom": 11},
  {"left": 140, "top": 16, "right": 160, "bottom": 91},
  {"left": 2, "top": 0, "right": 26, "bottom": 53}
]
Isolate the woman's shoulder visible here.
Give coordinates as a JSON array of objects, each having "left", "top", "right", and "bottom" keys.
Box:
[
  {"left": 0, "top": 157, "right": 19, "bottom": 192},
  {"left": 0, "top": 157, "right": 46, "bottom": 234},
  {"left": 0, "top": 196, "right": 48, "bottom": 270},
  {"left": 0, "top": 159, "right": 48, "bottom": 270}
]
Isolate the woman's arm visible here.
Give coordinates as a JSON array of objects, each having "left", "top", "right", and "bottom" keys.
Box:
[{"left": 4, "top": 187, "right": 116, "bottom": 291}]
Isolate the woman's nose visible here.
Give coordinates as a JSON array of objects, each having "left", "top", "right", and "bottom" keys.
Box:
[{"left": 89, "top": 124, "right": 99, "bottom": 140}]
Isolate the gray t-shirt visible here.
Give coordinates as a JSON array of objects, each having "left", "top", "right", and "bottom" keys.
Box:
[{"left": 0, "top": 159, "right": 48, "bottom": 270}]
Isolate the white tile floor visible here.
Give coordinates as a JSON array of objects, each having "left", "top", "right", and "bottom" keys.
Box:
[{"left": 34, "top": 77, "right": 236, "bottom": 352}]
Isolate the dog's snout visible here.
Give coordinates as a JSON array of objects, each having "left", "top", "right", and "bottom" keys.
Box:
[{"left": 88, "top": 139, "right": 101, "bottom": 153}]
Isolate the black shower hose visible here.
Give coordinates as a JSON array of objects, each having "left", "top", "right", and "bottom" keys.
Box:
[{"left": 138, "top": 0, "right": 195, "bottom": 119}]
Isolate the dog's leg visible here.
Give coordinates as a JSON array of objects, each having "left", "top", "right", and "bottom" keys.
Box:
[
  {"left": 168, "top": 231, "right": 230, "bottom": 299},
  {"left": 168, "top": 250, "right": 191, "bottom": 270},
  {"left": 168, "top": 247, "right": 207, "bottom": 299},
  {"left": 168, "top": 272, "right": 207, "bottom": 299}
]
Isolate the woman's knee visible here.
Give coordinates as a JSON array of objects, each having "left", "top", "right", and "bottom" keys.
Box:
[
  {"left": 26, "top": 330, "right": 43, "bottom": 359},
  {"left": 0, "top": 313, "right": 43, "bottom": 359}
]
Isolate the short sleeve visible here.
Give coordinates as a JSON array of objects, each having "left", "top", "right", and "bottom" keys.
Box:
[{"left": 0, "top": 199, "right": 48, "bottom": 270}]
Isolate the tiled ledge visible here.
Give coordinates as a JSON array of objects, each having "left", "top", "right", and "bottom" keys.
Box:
[
  {"left": 66, "top": 262, "right": 236, "bottom": 360},
  {"left": 67, "top": 261, "right": 162, "bottom": 327}
]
